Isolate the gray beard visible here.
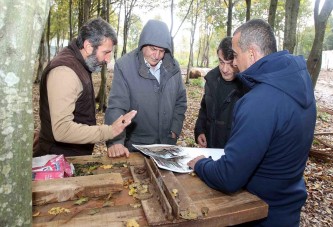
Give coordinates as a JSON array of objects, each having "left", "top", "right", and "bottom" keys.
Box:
[{"left": 85, "top": 54, "right": 103, "bottom": 72}]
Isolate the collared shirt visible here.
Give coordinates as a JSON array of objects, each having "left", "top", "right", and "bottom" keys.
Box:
[{"left": 144, "top": 58, "right": 162, "bottom": 83}]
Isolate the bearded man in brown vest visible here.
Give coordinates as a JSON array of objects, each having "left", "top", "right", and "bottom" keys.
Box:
[{"left": 36, "top": 18, "right": 136, "bottom": 157}]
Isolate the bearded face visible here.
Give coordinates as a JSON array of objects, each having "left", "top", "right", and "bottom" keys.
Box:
[{"left": 85, "top": 48, "right": 105, "bottom": 72}]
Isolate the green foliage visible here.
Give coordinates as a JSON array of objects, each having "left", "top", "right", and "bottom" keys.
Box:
[
  {"left": 317, "top": 111, "right": 331, "bottom": 122},
  {"left": 296, "top": 26, "right": 315, "bottom": 57},
  {"left": 127, "top": 14, "right": 143, "bottom": 52},
  {"left": 190, "top": 78, "right": 204, "bottom": 87},
  {"left": 184, "top": 137, "right": 196, "bottom": 147},
  {"left": 312, "top": 139, "right": 320, "bottom": 146},
  {"left": 323, "top": 16, "right": 333, "bottom": 50},
  {"left": 188, "top": 89, "right": 202, "bottom": 99}
]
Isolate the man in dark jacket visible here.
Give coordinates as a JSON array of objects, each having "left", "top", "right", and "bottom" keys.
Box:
[
  {"left": 37, "top": 18, "right": 136, "bottom": 157},
  {"left": 105, "top": 20, "right": 187, "bottom": 158},
  {"left": 188, "top": 19, "right": 316, "bottom": 226},
  {"left": 194, "top": 37, "right": 243, "bottom": 148}
]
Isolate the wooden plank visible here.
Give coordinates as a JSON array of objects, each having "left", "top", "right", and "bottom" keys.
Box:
[
  {"left": 65, "top": 153, "right": 145, "bottom": 166},
  {"left": 33, "top": 153, "right": 269, "bottom": 227},
  {"left": 144, "top": 158, "right": 173, "bottom": 221},
  {"left": 33, "top": 197, "right": 148, "bottom": 227},
  {"left": 33, "top": 173, "right": 123, "bottom": 205},
  {"left": 175, "top": 173, "right": 269, "bottom": 226},
  {"left": 149, "top": 159, "right": 202, "bottom": 219}
]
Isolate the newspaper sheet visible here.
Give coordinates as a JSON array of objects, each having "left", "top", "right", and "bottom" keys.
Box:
[{"left": 133, "top": 144, "right": 224, "bottom": 173}]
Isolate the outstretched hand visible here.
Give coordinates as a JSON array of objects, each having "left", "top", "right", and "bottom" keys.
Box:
[
  {"left": 111, "top": 110, "right": 137, "bottom": 138},
  {"left": 107, "top": 144, "right": 130, "bottom": 158}
]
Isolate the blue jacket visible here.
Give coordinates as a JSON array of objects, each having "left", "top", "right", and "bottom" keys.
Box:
[{"left": 194, "top": 51, "right": 316, "bottom": 226}]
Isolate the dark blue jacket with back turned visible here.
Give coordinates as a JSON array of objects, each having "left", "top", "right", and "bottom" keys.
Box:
[{"left": 194, "top": 50, "right": 316, "bottom": 227}]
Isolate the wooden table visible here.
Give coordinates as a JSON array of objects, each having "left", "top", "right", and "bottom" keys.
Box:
[{"left": 32, "top": 153, "right": 268, "bottom": 226}]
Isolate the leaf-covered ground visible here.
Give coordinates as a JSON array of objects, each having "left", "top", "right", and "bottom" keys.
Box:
[{"left": 32, "top": 70, "right": 333, "bottom": 226}]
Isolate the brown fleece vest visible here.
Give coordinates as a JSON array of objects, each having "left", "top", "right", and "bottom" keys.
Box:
[{"left": 37, "top": 40, "right": 96, "bottom": 156}]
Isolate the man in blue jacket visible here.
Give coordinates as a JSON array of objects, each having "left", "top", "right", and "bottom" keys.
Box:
[
  {"left": 105, "top": 20, "right": 187, "bottom": 158},
  {"left": 188, "top": 19, "right": 316, "bottom": 226}
]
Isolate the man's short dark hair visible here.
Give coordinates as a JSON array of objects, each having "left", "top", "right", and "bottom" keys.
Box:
[
  {"left": 233, "top": 19, "right": 277, "bottom": 56},
  {"left": 76, "top": 17, "right": 117, "bottom": 49},
  {"left": 217, "top": 36, "right": 234, "bottom": 61}
]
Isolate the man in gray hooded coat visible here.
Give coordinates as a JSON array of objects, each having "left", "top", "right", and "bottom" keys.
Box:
[{"left": 105, "top": 20, "right": 187, "bottom": 158}]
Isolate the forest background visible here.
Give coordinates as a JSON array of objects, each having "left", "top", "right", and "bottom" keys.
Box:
[{"left": 0, "top": 0, "right": 333, "bottom": 226}]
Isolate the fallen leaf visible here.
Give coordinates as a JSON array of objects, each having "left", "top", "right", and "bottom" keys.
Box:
[
  {"left": 129, "top": 187, "right": 136, "bottom": 196},
  {"left": 88, "top": 208, "right": 100, "bottom": 215},
  {"left": 171, "top": 188, "right": 178, "bottom": 197},
  {"left": 48, "top": 207, "right": 70, "bottom": 215},
  {"left": 105, "top": 192, "right": 113, "bottom": 200},
  {"left": 100, "top": 164, "right": 113, "bottom": 169},
  {"left": 32, "top": 211, "right": 40, "bottom": 217},
  {"left": 74, "top": 197, "right": 89, "bottom": 205},
  {"left": 130, "top": 203, "right": 142, "bottom": 208},
  {"left": 201, "top": 207, "right": 209, "bottom": 216},
  {"left": 103, "top": 201, "right": 115, "bottom": 207},
  {"left": 179, "top": 208, "right": 198, "bottom": 220},
  {"left": 126, "top": 218, "right": 140, "bottom": 227}
]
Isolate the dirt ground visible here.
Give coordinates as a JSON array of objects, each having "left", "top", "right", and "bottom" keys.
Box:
[{"left": 32, "top": 70, "right": 333, "bottom": 226}]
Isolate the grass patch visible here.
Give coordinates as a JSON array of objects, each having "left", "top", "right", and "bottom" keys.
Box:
[{"left": 190, "top": 78, "right": 204, "bottom": 87}]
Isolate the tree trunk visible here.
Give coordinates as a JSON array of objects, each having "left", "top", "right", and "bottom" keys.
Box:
[
  {"left": 114, "top": 0, "right": 122, "bottom": 61},
  {"left": 47, "top": 9, "right": 51, "bottom": 62},
  {"left": 0, "top": 1, "right": 50, "bottom": 226},
  {"left": 121, "top": 0, "right": 137, "bottom": 57},
  {"left": 78, "top": 0, "right": 91, "bottom": 28},
  {"left": 171, "top": 0, "right": 194, "bottom": 54},
  {"left": 69, "top": 0, "right": 73, "bottom": 40},
  {"left": 186, "top": 0, "right": 199, "bottom": 84},
  {"left": 283, "top": 0, "right": 300, "bottom": 53},
  {"left": 96, "top": 65, "right": 108, "bottom": 112},
  {"left": 307, "top": 0, "right": 333, "bottom": 88},
  {"left": 227, "top": 0, "right": 233, "bottom": 36},
  {"left": 268, "top": 0, "right": 278, "bottom": 30},
  {"left": 35, "top": 31, "right": 46, "bottom": 83},
  {"left": 96, "top": 0, "right": 109, "bottom": 112},
  {"left": 245, "top": 0, "right": 251, "bottom": 21}
]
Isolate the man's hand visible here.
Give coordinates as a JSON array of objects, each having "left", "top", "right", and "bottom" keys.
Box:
[
  {"left": 187, "top": 155, "right": 206, "bottom": 170},
  {"left": 197, "top": 133, "right": 207, "bottom": 148},
  {"left": 111, "top": 110, "right": 137, "bottom": 138},
  {"left": 107, "top": 144, "right": 130, "bottom": 158}
]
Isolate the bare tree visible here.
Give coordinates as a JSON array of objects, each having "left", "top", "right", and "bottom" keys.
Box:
[
  {"left": 268, "top": 0, "right": 278, "bottom": 30},
  {"left": 35, "top": 31, "right": 46, "bottom": 83},
  {"left": 307, "top": 0, "right": 333, "bottom": 88},
  {"left": 69, "top": 0, "right": 73, "bottom": 40},
  {"left": 0, "top": 1, "right": 50, "bottom": 225},
  {"left": 96, "top": 0, "right": 110, "bottom": 112},
  {"left": 78, "top": 0, "right": 92, "bottom": 28},
  {"left": 186, "top": 0, "right": 200, "bottom": 84},
  {"left": 114, "top": 0, "right": 122, "bottom": 60},
  {"left": 121, "top": 0, "right": 137, "bottom": 56},
  {"left": 170, "top": 0, "right": 194, "bottom": 53},
  {"left": 283, "top": 0, "right": 300, "bottom": 53},
  {"left": 224, "top": 0, "right": 242, "bottom": 36},
  {"left": 226, "top": 0, "right": 233, "bottom": 36},
  {"left": 47, "top": 9, "right": 51, "bottom": 62},
  {"left": 245, "top": 0, "right": 251, "bottom": 21}
]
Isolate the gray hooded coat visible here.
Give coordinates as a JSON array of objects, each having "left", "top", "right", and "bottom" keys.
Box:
[{"left": 105, "top": 20, "right": 187, "bottom": 150}]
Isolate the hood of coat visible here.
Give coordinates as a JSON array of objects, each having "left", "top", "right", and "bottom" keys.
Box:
[
  {"left": 237, "top": 50, "right": 315, "bottom": 108},
  {"left": 138, "top": 19, "right": 172, "bottom": 54}
]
